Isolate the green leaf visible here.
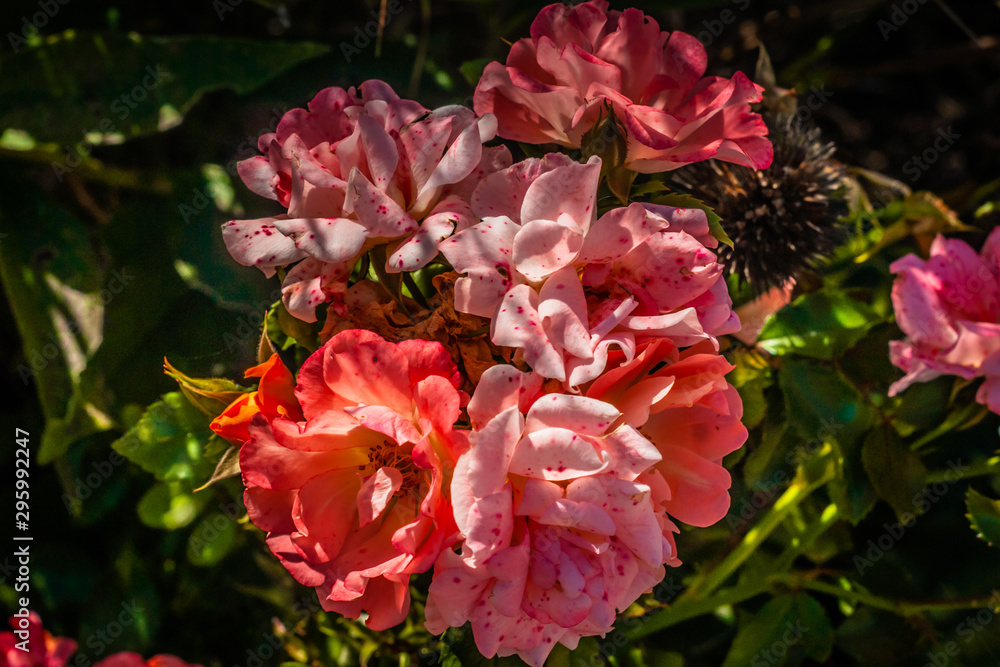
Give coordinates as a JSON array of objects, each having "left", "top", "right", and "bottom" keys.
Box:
[
  {"left": 779, "top": 359, "right": 877, "bottom": 523},
  {"left": 458, "top": 58, "right": 492, "bottom": 87},
  {"left": 0, "top": 31, "right": 328, "bottom": 145},
  {"left": 722, "top": 594, "right": 833, "bottom": 667},
  {"left": 757, "top": 289, "right": 879, "bottom": 360},
  {"left": 651, "top": 192, "right": 732, "bottom": 247},
  {"left": 966, "top": 488, "right": 1000, "bottom": 548},
  {"left": 546, "top": 637, "right": 602, "bottom": 667},
  {"left": 861, "top": 425, "right": 928, "bottom": 520},
  {"left": 194, "top": 444, "right": 242, "bottom": 492},
  {"left": 111, "top": 392, "right": 215, "bottom": 484},
  {"left": 187, "top": 510, "right": 241, "bottom": 565},
  {"left": 137, "top": 480, "right": 208, "bottom": 530},
  {"left": 0, "top": 168, "right": 115, "bottom": 462},
  {"left": 629, "top": 180, "right": 671, "bottom": 198},
  {"left": 164, "top": 357, "right": 252, "bottom": 416}
]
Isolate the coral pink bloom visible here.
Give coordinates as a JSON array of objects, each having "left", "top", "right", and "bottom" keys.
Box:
[
  {"left": 474, "top": 0, "right": 771, "bottom": 173},
  {"left": 0, "top": 613, "right": 76, "bottom": 667},
  {"left": 210, "top": 353, "right": 303, "bottom": 445},
  {"left": 240, "top": 330, "right": 469, "bottom": 629},
  {"left": 93, "top": 654, "right": 202, "bottom": 667},
  {"left": 440, "top": 153, "right": 737, "bottom": 386},
  {"left": 889, "top": 229, "right": 1000, "bottom": 413},
  {"left": 425, "top": 365, "right": 673, "bottom": 666},
  {"left": 223, "top": 80, "right": 511, "bottom": 321},
  {"left": 587, "top": 338, "right": 748, "bottom": 528}
]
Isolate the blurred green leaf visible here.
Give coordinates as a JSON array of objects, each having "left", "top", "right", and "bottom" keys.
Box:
[
  {"left": 458, "top": 58, "right": 492, "bottom": 87},
  {"left": 0, "top": 169, "right": 115, "bottom": 462},
  {"left": 187, "top": 510, "right": 241, "bottom": 565},
  {"left": 966, "top": 488, "right": 1000, "bottom": 548},
  {"left": 779, "top": 359, "right": 877, "bottom": 523},
  {"left": 138, "top": 480, "right": 208, "bottom": 530},
  {"left": 757, "top": 289, "right": 879, "bottom": 360},
  {"left": 0, "top": 31, "right": 328, "bottom": 145},
  {"left": 112, "top": 392, "right": 215, "bottom": 484}
]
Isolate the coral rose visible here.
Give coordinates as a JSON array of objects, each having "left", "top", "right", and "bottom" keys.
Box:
[
  {"left": 0, "top": 613, "right": 76, "bottom": 667},
  {"left": 223, "top": 80, "right": 511, "bottom": 321},
  {"left": 240, "top": 330, "right": 468, "bottom": 629},
  {"left": 586, "top": 338, "right": 748, "bottom": 528},
  {"left": 425, "top": 365, "right": 673, "bottom": 666},
  {"left": 889, "top": 229, "right": 1000, "bottom": 412},
  {"left": 474, "top": 0, "right": 771, "bottom": 173}
]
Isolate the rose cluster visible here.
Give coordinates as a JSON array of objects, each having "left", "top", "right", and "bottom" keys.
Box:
[{"left": 211, "top": 2, "right": 769, "bottom": 664}]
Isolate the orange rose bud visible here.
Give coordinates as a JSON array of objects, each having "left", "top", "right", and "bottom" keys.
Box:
[{"left": 210, "top": 354, "right": 302, "bottom": 445}]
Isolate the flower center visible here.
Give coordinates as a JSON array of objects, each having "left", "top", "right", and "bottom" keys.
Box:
[{"left": 367, "top": 439, "right": 421, "bottom": 492}]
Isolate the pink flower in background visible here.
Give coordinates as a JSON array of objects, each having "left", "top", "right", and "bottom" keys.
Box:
[
  {"left": 0, "top": 613, "right": 76, "bottom": 667},
  {"left": 889, "top": 229, "right": 1000, "bottom": 413},
  {"left": 240, "top": 330, "right": 469, "bottom": 629},
  {"left": 586, "top": 338, "right": 748, "bottom": 529},
  {"left": 94, "top": 653, "right": 203, "bottom": 667},
  {"left": 440, "top": 153, "right": 737, "bottom": 386},
  {"left": 224, "top": 80, "right": 511, "bottom": 321},
  {"left": 425, "top": 365, "right": 673, "bottom": 666},
  {"left": 473, "top": 0, "right": 771, "bottom": 173}
]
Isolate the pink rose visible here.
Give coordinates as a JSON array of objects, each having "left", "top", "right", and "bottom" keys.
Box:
[
  {"left": 0, "top": 613, "right": 76, "bottom": 667},
  {"left": 474, "top": 0, "right": 771, "bottom": 173},
  {"left": 425, "top": 365, "right": 673, "bottom": 666},
  {"left": 240, "top": 330, "right": 469, "bottom": 629},
  {"left": 889, "top": 229, "right": 1000, "bottom": 412},
  {"left": 224, "top": 80, "right": 511, "bottom": 321},
  {"left": 440, "top": 153, "right": 737, "bottom": 386}
]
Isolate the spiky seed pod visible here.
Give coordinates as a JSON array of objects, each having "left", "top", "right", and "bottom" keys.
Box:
[{"left": 671, "top": 111, "right": 847, "bottom": 294}]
